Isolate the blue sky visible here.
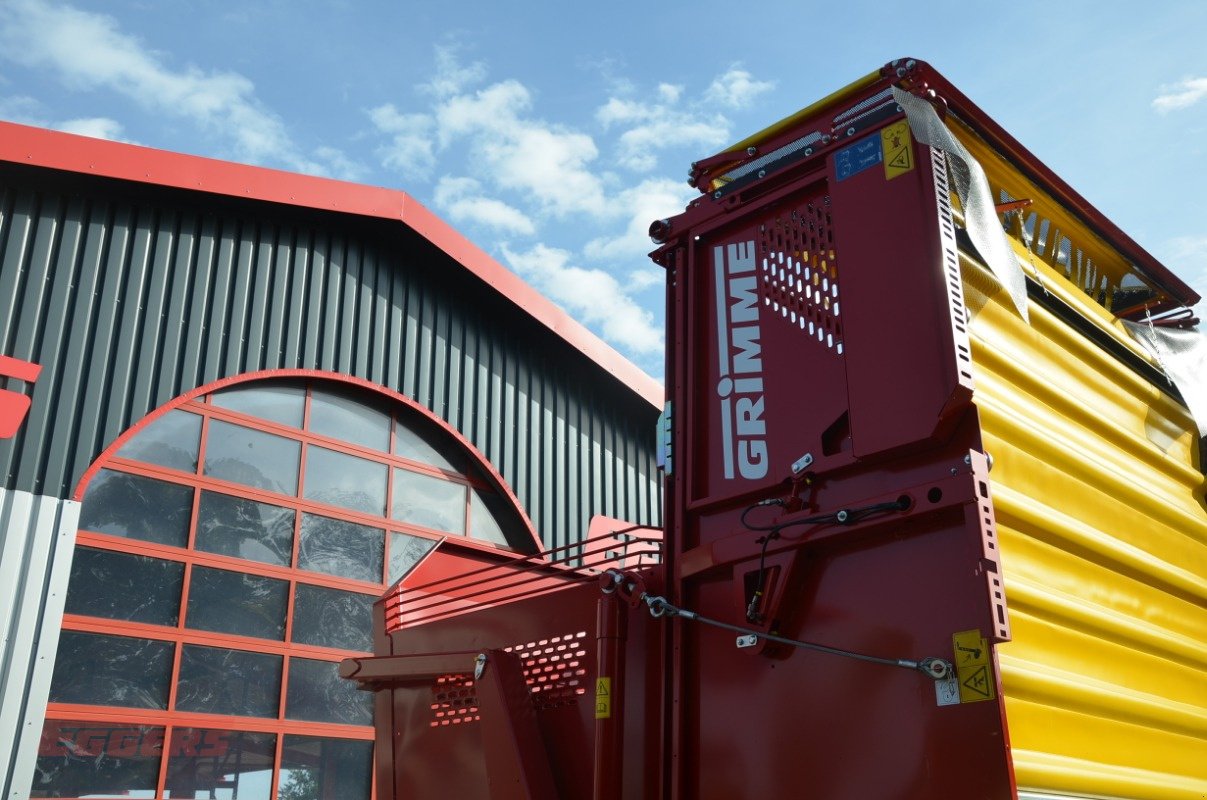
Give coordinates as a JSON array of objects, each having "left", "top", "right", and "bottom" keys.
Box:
[{"left": 1, "top": 0, "right": 1205, "bottom": 379}]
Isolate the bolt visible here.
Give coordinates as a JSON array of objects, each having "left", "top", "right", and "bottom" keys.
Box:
[
  {"left": 804, "top": 147, "right": 813, "bottom": 156},
  {"left": 896, "top": 67, "right": 906, "bottom": 78},
  {"left": 747, "top": 146, "right": 758, "bottom": 156},
  {"left": 846, "top": 127, "right": 856, "bottom": 136},
  {"left": 906, "top": 59, "right": 916, "bottom": 69},
  {"left": 714, "top": 190, "right": 723, "bottom": 199},
  {"left": 950, "top": 467, "right": 957, "bottom": 475},
  {"left": 964, "top": 454, "right": 972, "bottom": 465},
  {"left": 757, "top": 169, "right": 766, "bottom": 179},
  {"left": 821, "top": 134, "right": 831, "bottom": 144},
  {"left": 836, "top": 509, "right": 850, "bottom": 523}
]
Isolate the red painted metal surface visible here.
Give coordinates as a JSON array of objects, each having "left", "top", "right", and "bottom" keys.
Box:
[
  {"left": 0, "top": 354, "right": 40, "bottom": 438},
  {"left": 350, "top": 64, "right": 1028, "bottom": 799},
  {"left": 0, "top": 121, "right": 662, "bottom": 408}
]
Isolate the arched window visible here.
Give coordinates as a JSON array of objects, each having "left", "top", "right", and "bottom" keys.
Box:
[{"left": 32, "top": 376, "right": 536, "bottom": 800}]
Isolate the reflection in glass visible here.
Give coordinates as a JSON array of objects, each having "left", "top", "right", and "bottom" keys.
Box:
[
  {"left": 210, "top": 382, "right": 305, "bottom": 428},
  {"left": 392, "top": 468, "right": 466, "bottom": 534},
  {"left": 298, "top": 514, "right": 383, "bottom": 583},
  {"left": 291, "top": 585, "right": 373, "bottom": 652},
  {"left": 393, "top": 412, "right": 462, "bottom": 471},
  {"left": 66, "top": 547, "right": 184, "bottom": 626},
  {"left": 79, "top": 469, "right": 193, "bottom": 547},
  {"left": 32, "top": 719, "right": 163, "bottom": 799},
  {"left": 278, "top": 735, "right": 372, "bottom": 800},
  {"left": 186, "top": 566, "right": 288, "bottom": 641},
  {"left": 303, "top": 446, "right": 387, "bottom": 515},
  {"left": 388, "top": 532, "right": 436, "bottom": 584},
  {"left": 309, "top": 388, "right": 390, "bottom": 451},
  {"left": 470, "top": 478, "right": 535, "bottom": 553},
  {"left": 115, "top": 409, "right": 202, "bottom": 472},
  {"left": 176, "top": 645, "right": 282, "bottom": 718},
  {"left": 286, "top": 658, "right": 372, "bottom": 726},
  {"left": 164, "top": 728, "right": 276, "bottom": 799},
  {"left": 203, "top": 420, "right": 300, "bottom": 495},
  {"left": 49, "top": 631, "right": 173, "bottom": 709},
  {"left": 195, "top": 491, "right": 295, "bottom": 566}
]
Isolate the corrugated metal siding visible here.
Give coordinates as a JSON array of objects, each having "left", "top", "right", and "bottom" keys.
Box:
[
  {"left": 961, "top": 247, "right": 1207, "bottom": 800},
  {"left": 0, "top": 489, "right": 80, "bottom": 800},
  {"left": 0, "top": 165, "right": 662, "bottom": 548}
]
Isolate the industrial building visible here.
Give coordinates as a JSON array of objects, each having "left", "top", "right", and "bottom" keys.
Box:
[{"left": 0, "top": 121, "right": 662, "bottom": 799}]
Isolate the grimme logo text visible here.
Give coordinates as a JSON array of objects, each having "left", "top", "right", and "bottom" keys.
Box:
[{"left": 713, "top": 241, "right": 767, "bottom": 480}]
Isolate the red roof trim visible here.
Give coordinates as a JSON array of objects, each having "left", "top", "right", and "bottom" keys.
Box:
[{"left": 0, "top": 120, "right": 663, "bottom": 407}]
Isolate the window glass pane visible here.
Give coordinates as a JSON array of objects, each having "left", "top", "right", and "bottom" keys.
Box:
[
  {"left": 388, "top": 532, "right": 437, "bottom": 584},
  {"left": 164, "top": 729, "right": 275, "bottom": 800},
  {"left": 115, "top": 409, "right": 202, "bottom": 472},
  {"left": 32, "top": 720, "right": 163, "bottom": 799},
  {"left": 392, "top": 468, "right": 466, "bottom": 534},
  {"left": 49, "top": 631, "right": 173, "bottom": 709},
  {"left": 303, "top": 446, "right": 387, "bottom": 515},
  {"left": 204, "top": 420, "right": 300, "bottom": 495},
  {"left": 186, "top": 566, "right": 288, "bottom": 641},
  {"left": 66, "top": 546, "right": 184, "bottom": 626},
  {"left": 195, "top": 491, "right": 295, "bottom": 566},
  {"left": 286, "top": 657, "right": 372, "bottom": 726},
  {"left": 176, "top": 645, "right": 282, "bottom": 718},
  {"left": 309, "top": 387, "right": 390, "bottom": 451},
  {"left": 298, "top": 513, "right": 383, "bottom": 583},
  {"left": 470, "top": 479, "right": 536, "bottom": 553},
  {"left": 291, "top": 584, "right": 373, "bottom": 652},
  {"left": 393, "top": 412, "right": 462, "bottom": 472},
  {"left": 278, "top": 736, "right": 372, "bottom": 800},
  {"left": 210, "top": 382, "right": 305, "bottom": 428},
  {"left": 79, "top": 469, "right": 193, "bottom": 547}
]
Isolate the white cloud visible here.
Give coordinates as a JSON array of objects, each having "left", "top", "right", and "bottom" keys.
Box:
[
  {"left": 1153, "top": 77, "right": 1207, "bottom": 113},
  {"left": 434, "top": 176, "right": 536, "bottom": 235},
  {"left": 705, "top": 66, "right": 775, "bottom": 109},
  {"left": 56, "top": 116, "right": 127, "bottom": 141},
  {"left": 422, "top": 44, "right": 487, "bottom": 98},
  {"left": 595, "top": 95, "right": 728, "bottom": 172},
  {"left": 584, "top": 178, "right": 695, "bottom": 261},
  {"left": 368, "top": 103, "right": 436, "bottom": 177},
  {"left": 0, "top": 0, "right": 362, "bottom": 178},
  {"left": 502, "top": 243, "right": 664, "bottom": 355},
  {"left": 628, "top": 267, "right": 664, "bottom": 291},
  {"left": 436, "top": 80, "right": 610, "bottom": 217}
]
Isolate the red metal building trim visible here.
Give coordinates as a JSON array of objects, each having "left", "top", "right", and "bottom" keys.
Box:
[{"left": 0, "top": 120, "right": 663, "bottom": 407}]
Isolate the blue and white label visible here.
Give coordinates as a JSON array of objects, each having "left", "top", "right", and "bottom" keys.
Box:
[{"left": 834, "top": 136, "right": 883, "bottom": 181}]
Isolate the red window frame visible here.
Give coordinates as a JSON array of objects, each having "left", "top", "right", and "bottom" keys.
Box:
[{"left": 42, "top": 370, "right": 539, "bottom": 800}]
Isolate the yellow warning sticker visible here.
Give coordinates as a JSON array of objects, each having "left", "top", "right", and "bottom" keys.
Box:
[
  {"left": 881, "top": 121, "right": 914, "bottom": 180},
  {"left": 952, "top": 629, "right": 995, "bottom": 703},
  {"left": 594, "top": 677, "right": 612, "bottom": 719}
]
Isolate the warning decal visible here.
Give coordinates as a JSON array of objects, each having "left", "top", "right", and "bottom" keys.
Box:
[
  {"left": 595, "top": 677, "right": 612, "bottom": 719},
  {"left": 881, "top": 121, "right": 914, "bottom": 180},
  {"left": 952, "top": 629, "right": 995, "bottom": 703},
  {"left": 834, "top": 136, "right": 883, "bottom": 181}
]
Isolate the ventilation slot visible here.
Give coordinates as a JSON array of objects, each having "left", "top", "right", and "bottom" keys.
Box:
[{"left": 758, "top": 197, "right": 843, "bottom": 355}]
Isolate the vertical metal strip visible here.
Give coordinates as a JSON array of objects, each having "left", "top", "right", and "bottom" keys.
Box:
[{"left": 1, "top": 490, "right": 80, "bottom": 800}]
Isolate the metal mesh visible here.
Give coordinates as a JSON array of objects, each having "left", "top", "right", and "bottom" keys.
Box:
[
  {"left": 892, "top": 87, "right": 1029, "bottom": 323},
  {"left": 1123, "top": 321, "right": 1207, "bottom": 435}
]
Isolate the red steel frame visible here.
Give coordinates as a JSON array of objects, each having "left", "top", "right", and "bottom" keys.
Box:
[{"left": 48, "top": 370, "right": 540, "bottom": 800}]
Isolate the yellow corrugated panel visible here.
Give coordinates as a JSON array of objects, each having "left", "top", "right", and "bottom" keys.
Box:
[{"left": 960, "top": 235, "right": 1207, "bottom": 800}]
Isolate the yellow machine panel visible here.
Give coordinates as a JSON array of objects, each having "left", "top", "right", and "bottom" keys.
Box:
[{"left": 954, "top": 116, "right": 1207, "bottom": 799}]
